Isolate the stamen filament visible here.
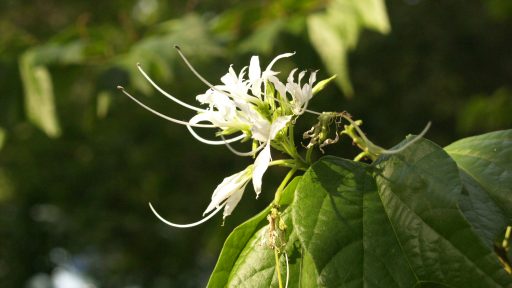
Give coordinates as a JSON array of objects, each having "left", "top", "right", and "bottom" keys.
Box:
[
  {"left": 136, "top": 63, "right": 206, "bottom": 112},
  {"left": 305, "top": 109, "right": 322, "bottom": 115},
  {"left": 149, "top": 202, "right": 225, "bottom": 228},
  {"left": 187, "top": 125, "right": 245, "bottom": 145},
  {"left": 380, "top": 122, "right": 431, "bottom": 154},
  {"left": 265, "top": 52, "right": 296, "bottom": 71},
  {"left": 221, "top": 135, "right": 264, "bottom": 156},
  {"left": 118, "top": 86, "right": 215, "bottom": 128},
  {"left": 174, "top": 46, "right": 237, "bottom": 101},
  {"left": 341, "top": 113, "right": 431, "bottom": 154}
]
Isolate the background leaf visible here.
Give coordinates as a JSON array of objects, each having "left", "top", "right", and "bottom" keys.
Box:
[
  {"left": 307, "top": 0, "right": 390, "bottom": 97},
  {"left": 0, "top": 127, "right": 5, "bottom": 151},
  {"left": 19, "top": 51, "right": 61, "bottom": 138}
]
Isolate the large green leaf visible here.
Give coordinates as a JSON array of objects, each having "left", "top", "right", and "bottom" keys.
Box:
[
  {"left": 293, "top": 139, "right": 512, "bottom": 287},
  {"left": 293, "top": 156, "right": 416, "bottom": 287},
  {"left": 445, "top": 130, "right": 512, "bottom": 248},
  {"left": 207, "top": 176, "right": 318, "bottom": 287}
]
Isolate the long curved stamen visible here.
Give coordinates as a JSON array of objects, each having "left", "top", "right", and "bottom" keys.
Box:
[
  {"left": 149, "top": 202, "right": 225, "bottom": 228},
  {"left": 174, "top": 46, "right": 236, "bottom": 100},
  {"left": 136, "top": 63, "right": 206, "bottom": 112},
  {"left": 380, "top": 122, "right": 431, "bottom": 154},
  {"left": 304, "top": 109, "right": 322, "bottom": 115},
  {"left": 265, "top": 52, "right": 296, "bottom": 72},
  {"left": 118, "top": 86, "right": 215, "bottom": 128},
  {"left": 342, "top": 113, "right": 431, "bottom": 154},
  {"left": 187, "top": 125, "right": 245, "bottom": 145},
  {"left": 221, "top": 135, "right": 265, "bottom": 156}
]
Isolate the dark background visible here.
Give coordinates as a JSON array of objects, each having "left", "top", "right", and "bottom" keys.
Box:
[{"left": 0, "top": 0, "right": 511, "bottom": 287}]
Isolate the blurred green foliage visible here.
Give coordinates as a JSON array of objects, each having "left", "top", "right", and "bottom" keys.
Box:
[{"left": 0, "top": 0, "right": 511, "bottom": 287}]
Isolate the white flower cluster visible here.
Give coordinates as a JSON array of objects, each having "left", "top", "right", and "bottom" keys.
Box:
[{"left": 119, "top": 48, "right": 319, "bottom": 227}]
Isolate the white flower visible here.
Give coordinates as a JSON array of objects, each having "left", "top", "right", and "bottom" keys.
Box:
[{"left": 120, "top": 48, "right": 301, "bottom": 227}]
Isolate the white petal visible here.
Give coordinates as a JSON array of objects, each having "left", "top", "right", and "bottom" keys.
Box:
[
  {"left": 287, "top": 68, "right": 297, "bottom": 84},
  {"left": 223, "top": 183, "right": 247, "bottom": 218},
  {"left": 269, "top": 116, "right": 292, "bottom": 140},
  {"left": 251, "top": 117, "right": 272, "bottom": 142},
  {"left": 309, "top": 70, "right": 317, "bottom": 84},
  {"left": 249, "top": 56, "right": 261, "bottom": 81},
  {"left": 268, "top": 75, "right": 287, "bottom": 99},
  {"left": 298, "top": 70, "right": 306, "bottom": 84},
  {"left": 252, "top": 144, "right": 271, "bottom": 197},
  {"left": 204, "top": 167, "right": 253, "bottom": 215}
]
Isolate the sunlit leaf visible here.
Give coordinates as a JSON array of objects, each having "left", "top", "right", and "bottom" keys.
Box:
[
  {"left": 351, "top": 0, "right": 390, "bottom": 33},
  {"left": 307, "top": 14, "right": 353, "bottom": 97}
]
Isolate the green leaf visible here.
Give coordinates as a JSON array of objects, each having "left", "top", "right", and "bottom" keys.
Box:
[
  {"left": 351, "top": 0, "right": 390, "bottom": 34},
  {"left": 0, "top": 127, "right": 5, "bottom": 151},
  {"left": 307, "top": 0, "right": 390, "bottom": 97},
  {"left": 293, "top": 156, "right": 417, "bottom": 287},
  {"left": 207, "top": 176, "right": 318, "bottom": 287},
  {"left": 18, "top": 40, "right": 87, "bottom": 138},
  {"left": 374, "top": 138, "right": 510, "bottom": 286},
  {"left": 445, "top": 130, "right": 512, "bottom": 249},
  {"left": 293, "top": 138, "right": 512, "bottom": 287},
  {"left": 307, "top": 14, "right": 354, "bottom": 97},
  {"left": 96, "top": 91, "right": 113, "bottom": 119},
  {"left": 120, "top": 13, "right": 225, "bottom": 95},
  {"left": 0, "top": 168, "right": 13, "bottom": 202},
  {"left": 312, "top": 75, "right": 337, "bottom": 96},
  {"left": 19, "top": 51, "right": 61, "bottom": 138}
]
